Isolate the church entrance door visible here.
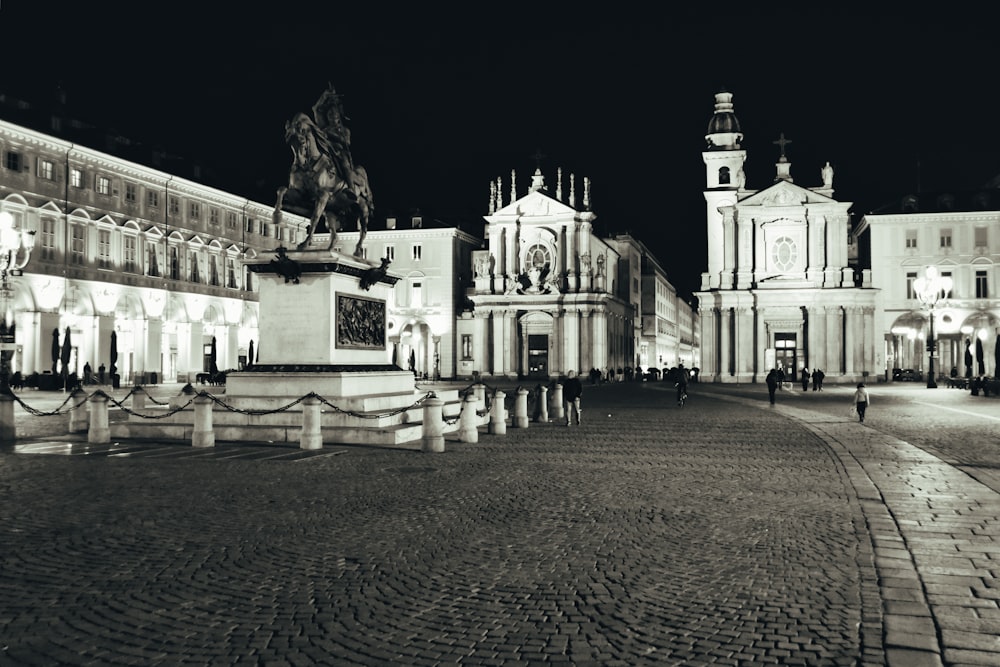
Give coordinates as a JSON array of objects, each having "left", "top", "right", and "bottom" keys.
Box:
[
  {"left": 527, "top": 334, "right": 548, "bottom": 378},
  {"left": 775, "top": 332, "right": 797, "bottom": 381}
]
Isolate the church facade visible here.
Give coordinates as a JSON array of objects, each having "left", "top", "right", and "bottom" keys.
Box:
[
  {"left": 695, "top": 91, "right": 878, "bottom": 384},
  {"left": 458, "top": 169, "right": 636, "bottom": 380}
]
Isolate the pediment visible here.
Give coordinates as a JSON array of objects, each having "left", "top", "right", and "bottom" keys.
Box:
[
  {"left": 487, "top": 190, "right": 578, "bottom": 221},
  {"left": 737, "top": 180, "right": 839, "bottom": 208}
]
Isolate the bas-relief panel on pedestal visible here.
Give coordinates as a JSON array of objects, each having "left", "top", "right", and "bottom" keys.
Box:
[{"left": 336, "top": 293, "right": 386, "bottom": 350}]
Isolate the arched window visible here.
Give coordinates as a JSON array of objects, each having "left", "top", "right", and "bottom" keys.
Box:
[
  {"left": 719, "top": 166, "right": 731, "bottom": 185},
  {"left": 523, "top": 243, "right": 551, "bottom": 272}
]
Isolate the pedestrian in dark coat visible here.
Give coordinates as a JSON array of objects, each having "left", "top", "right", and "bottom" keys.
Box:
[
  {"left": 801, "top": 368, "right": 810, "bottom": 392},
  {"left": 563, "top": 370, "right": 583, "bottom": 426},
  {"left": 765, "top": 369, "right": 779, "bottom": 405}
]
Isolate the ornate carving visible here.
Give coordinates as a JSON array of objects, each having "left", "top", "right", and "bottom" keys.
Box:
[
  {"left": 336, "top": 294, "right": 385, "bottom": 350},
  {"left": 359, "top": 257, "right": 391, "bottom": 291},
  {"left": 270, "top": 246, "right": 301, "bottom": 284}
]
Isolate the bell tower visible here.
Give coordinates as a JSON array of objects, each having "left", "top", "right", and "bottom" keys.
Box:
[{"left": 702, "top": 89, "right": 747, "bottom": 290}]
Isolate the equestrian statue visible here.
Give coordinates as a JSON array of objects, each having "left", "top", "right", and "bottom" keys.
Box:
[{"left": 274, "top": 84, "right": 374, "bottom": 255}]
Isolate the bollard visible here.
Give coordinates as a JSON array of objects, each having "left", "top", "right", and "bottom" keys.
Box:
[
  {"left": 551, "top": 383, "right": 565, "bottom": 420},
  {"left": 473, "top": 383, "right": 486, "bottom": 414},
  {"left": 88, "top": 392, "right": 111, "bottom": 444},
  {"left": 514, "top": 387, "right": 529, "bottom": 428},
  {"left": 421, "top": 394, "right": 445, "bottom": 452},
  {"left": 299, "top": 394, "right": 323, "bottom": 450},
  {"left": 536, "top": 385, "right": 549, "bottom": 423},
  {"left": 131, "top": 386, "right": 146, "bottom": 412},
  {"left": 192, "top": 394, "right": 215, "bottom": 448},
  {"left": 68, "top": 388, "right": 89, "bottom": 433},
  {"left": 489, "top": 390, "right": 507, "bottom": 435},
  {"left": 0, "top": 391, "right": 14, "bottom": 442},
  {"left": 458, "top": 393, "right": 479, "bottom": 443}
]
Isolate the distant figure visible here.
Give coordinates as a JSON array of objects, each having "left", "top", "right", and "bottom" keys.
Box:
[
  {"left": 766, "top": 369, "right": 779, "bottom": 405},
  {"left": 675, "top": 363, "right": 689, "bottom": 406},
  {"left": 812, "top": 368, "right": 825, "bottom": 391},
  {"left": 98, "top": 362, "right": 106, "bottom": 385},
  {"left": 83, "top": 362, "right": 93, "bottom": 385},
  {"left": 562, "top": 370, "right": 583, "bottom": 426},
  {"left": 801, "top": 367, "right": 810, "bottom": 392},
  {"left": 852, "top": 382, "right": 871, "bottom": 423}
]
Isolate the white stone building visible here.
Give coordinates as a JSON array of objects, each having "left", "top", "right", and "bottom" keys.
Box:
[
  {"left": 695, "top": 91, "right": 877, "bottom": 384},
  {"left": 857, "top": 189, "right": 1000, "bottom": 380},
  {"left": 0, "top": 114, "right": 307, "bottom": 385}
]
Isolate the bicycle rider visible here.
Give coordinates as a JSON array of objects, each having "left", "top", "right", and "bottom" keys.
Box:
[{"left": 675, "top": 363, "right": 689, "bottom": 405}]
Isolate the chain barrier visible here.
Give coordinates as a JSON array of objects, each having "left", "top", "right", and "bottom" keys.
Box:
[{"left": 12, "top": 386, "right": 462, "bottom": 425}]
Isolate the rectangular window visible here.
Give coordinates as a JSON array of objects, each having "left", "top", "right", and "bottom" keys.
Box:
[
  {"left": 189, "top": 202, "right": 200, "bottom": 220},
  {"left": 462, "top": 334, "right": 473, "bottom": 360},
  {"left": 411, "top": 280, "right": 423, "bottom": 308},
  {"left": 39, "top": 217, "right": 55, "bottom": 260},
  {"left": 975, "top": 227, "right": 988, "bottom": 247},
  {"left": 125, "top": 182, "right": 137, "bottom": 203},
  {"left": 260, "top": 220, "right": 267, "bottom": 237},
  {"left": 976, "top": 270, "right": 988, "bottom": 299},
  {"left": 940, "top": 229, "right": 952, "bottom": 248},
  {"left": 906, "top": 271, "right": 917, "bottom": 300},
  {"left": 169, "top": 197, "right": 180, "bottom": 215},
  {"left": 412, "top": 243, "right": 422, "bottom": 261},
  {"left": 38, "top": 159, "right": 54, "bottom": 180},
  {"left": 226, "top": 211, "right": 237, "bottom": 229},
  {"left": 123, "top": 236, "right": 137, "bottom": 272},
  {"left": 169, "top": 247, "right": 180, "bottom": 280},
  {"left": 5, "top": 151, "right": 21, "bottom": 171},
  {"left": 96, "top": 175, "right": 111, "bottom": 196},
  {"left": 147, "top": 190, "right": 159, "bottom": 208},
  {"left": 189, "top": 251, "right": 200, "bottom": 283},
  {"left": 209, "top": 208, "right": 219, "bottom": 226},
  {"left": 97, "top": 230, "right": 111, "bottom": 269},
  {"left": 70, "top": 225, "right": 85, "bottom": 264},
  {"left": 210, "top": 256, "right": 220, "bottom": 286},
  {"left": 905, "top": 230, "right": 917, "bottom": 249},
  {"left": 385, "top": 245, "right": 395, "bottom": 261},
  {"left": 941, "top": 271, "right": 953, "bottom": 299},
  {"left": 246, "top": 217, "right": 255, "bottom": 234},
  {"left": 227, "top": 258, "right": 237, "bottom": 288},
  {"left": 70, "top": 168, "right": 83, "bottom": 188},
  {"left": 147, "top": 243, "right": 160, "bottom": 277}
]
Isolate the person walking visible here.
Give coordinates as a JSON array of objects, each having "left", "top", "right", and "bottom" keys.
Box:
[
  {"left": 766, "top": 368, "right": 779, "bottom": 405},
  {"left": 852, "top": 382, "right": 870, "bottom": 423},
  {"left": 801, "top": 367, "right": 810, "bottom": 392},
  {"left": 563, "top": 370, "right": 583, "bottom": 426}
]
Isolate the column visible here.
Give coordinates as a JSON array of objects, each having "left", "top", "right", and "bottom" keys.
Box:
[
  {"left": 719, "top": 308, "right": 731, "bottom": 378},
  {"left": 735, "top": 307, "right": 753, "bottom": 381},
  {"left": 491, "top": 312, "right": 504, "bottom": 376},
  {"left": 827, "top": 307, "right": 843, "bottom": 375},
  {"left": 844, "top": 307, "right": 857, "bottom": 377},
  {"left": 862, "top": 307, "right": 875, "bottom": 377},
  {"left": 699, "top": 308, "right": 716, "bottom": 381},
  {"left": 580, "top": 310, "right": 593, "bottom": 372},
  {"left": 147, "top": 318, "right": 163, "bottom": 381}
]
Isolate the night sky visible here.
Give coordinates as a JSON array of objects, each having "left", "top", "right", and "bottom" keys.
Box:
[{"left": 3, "top": 6, "right": 997, "bottom": 301}]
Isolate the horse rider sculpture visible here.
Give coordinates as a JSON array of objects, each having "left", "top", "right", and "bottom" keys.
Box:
[{"left": 274, "top": 84, "right": 373, "bottom": 255}]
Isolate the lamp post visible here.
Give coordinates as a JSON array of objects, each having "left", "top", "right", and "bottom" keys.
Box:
[
  {"left": 0, "top": 211, "right": 36, "bottom": 390},
  {"left": 913, "top": 266, "right": 952, "bottom": 389}
]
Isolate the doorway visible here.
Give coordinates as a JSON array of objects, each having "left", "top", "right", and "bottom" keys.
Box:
[
  {"left": 527, "top": 334, "right": 548, "bottom": 378},
  {"left": 774, "top": 332, "right": 797, "bottom": 379}
]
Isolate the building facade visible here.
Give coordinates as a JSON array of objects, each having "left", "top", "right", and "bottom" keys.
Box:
[
  {"left": 695, "top": 91, "right": 877, "bottom": 384},
  {"left": 458, "top": 168, "right": 636, "bottom": 380},
  {"left": 858, "top": 189, "right": 1000, "bottom": 380},
  {"left": 0, "top": 116, "right": 307, "bottom": 385}
]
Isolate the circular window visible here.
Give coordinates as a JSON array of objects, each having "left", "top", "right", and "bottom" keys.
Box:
[
  {"left": 524, "top": 244, "right": 550, "bottom": 271},
  {"left": 771, "top": 236, "right": 798, "bottom": 272}
]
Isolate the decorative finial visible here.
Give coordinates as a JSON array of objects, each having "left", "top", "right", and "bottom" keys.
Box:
[
  {"left": 583, "top": 177, "right": 591, "bottom": 210},
  {"left": 510, "top": 169, "right": 516, "bottom": 202},
  {"left": 496, "top": 176, "right": 502, "bottom": 207},
  {"left": 570, "top": 173, "right": 576, "bottom": 208},
  {"left": 556, "top": 167, "right": 563, "bottom": 202},
  {"left": 489, "top": 180, "right": 496, "bottom": 214}
]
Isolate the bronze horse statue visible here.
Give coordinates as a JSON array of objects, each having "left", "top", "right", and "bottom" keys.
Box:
[{"left": 274, "top": 110, "right": 373, "bottom": 254}]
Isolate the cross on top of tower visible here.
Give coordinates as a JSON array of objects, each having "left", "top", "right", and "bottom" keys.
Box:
[{"left": 773, "top": 133, "right": 792, "bottom": 162}]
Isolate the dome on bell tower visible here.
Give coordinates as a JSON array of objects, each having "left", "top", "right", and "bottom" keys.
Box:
[{"left": 705, "top": 89, "right": 743, "bottom": 151}]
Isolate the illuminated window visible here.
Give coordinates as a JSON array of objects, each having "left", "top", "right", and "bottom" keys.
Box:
[
  {"left": 70, "top": 225, "right": 85, "bottom": 265},
  {"left": 38, "top": 159, "right": 54, "bottom": 180},
  {"left": 123, "top": 236, "right": 137, "bottom": 273},
  {"left": 70, "top": 168, "right": 83, "bottom": 188},
  {"left": 97, "top": 230, "right": 111, "bottom": 269},
  {"left": 96, "top": 175, "right": 111, "bottom": 196}
]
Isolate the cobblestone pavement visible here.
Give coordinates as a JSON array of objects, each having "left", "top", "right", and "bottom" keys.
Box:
[{"left": 0, "top": 381, "right": 996, "bottom": 665}]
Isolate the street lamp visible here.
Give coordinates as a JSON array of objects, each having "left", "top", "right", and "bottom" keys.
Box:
[
  {"left": 913, "top": 266, "right": 952, "bottom": 389},
  {"left": 0, "top": 211, "right": 35, "bottom": 390}
]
